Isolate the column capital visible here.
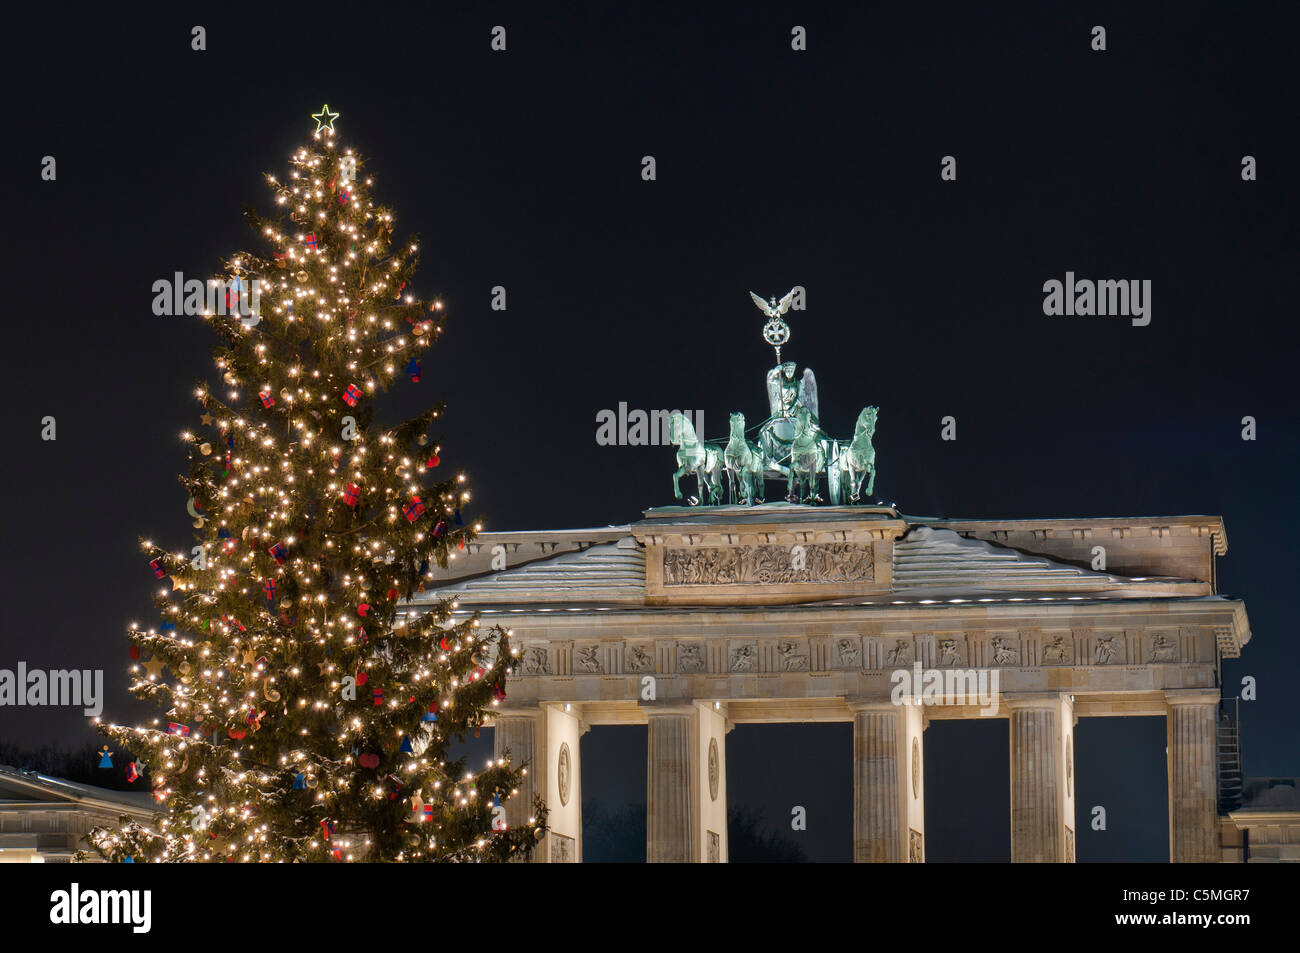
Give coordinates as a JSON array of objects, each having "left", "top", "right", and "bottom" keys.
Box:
[
  {"left": 1003, "top": 692, "right": 1071, "bottom": 711},
  {"left": 642, "top": 704, "right": 698, "bottom": 718},
  {"left": 847, "top": 698, "right": 905, "bottom": 714},
  {"left": 1163, "top": 689, "right": 1221, "bottom": 707},
  {"left": 489, "top": 706, "right": 544, "bottom": 723}
]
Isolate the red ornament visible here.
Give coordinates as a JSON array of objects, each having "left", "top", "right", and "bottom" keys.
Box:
[
  {"left": 343, "top": 483, "right": 361, "bottom": 506},
  {"left": 149, "top": 558, "right": 165, "bottom": 579},
  {"left": 432, "top": 520, "right": 447, "bottom": 538},
  {"left": 341, "top": 384, "right": 361, "bottom": 407},
  {"left": 129, "top": 645, "right": 141, "bottom": 661},
  {"left": 359, "top": 752, "right": 381, "bottom": 769},
  {"left": 356, "top": 671, "right": 368, "bottom": 686},
  {"left": 386, "top": 588, "right": 398, "bottom": 601},
  {"left": 228, "top": 727, "right": 245, "bottom": 740},
  {"left": 403, "top": 497, "right": 425, "bottom": 522},
  {"left": 357, "top": 603, "right": 370, "bottom": 617},
  {"left": 259, "top": 391, "right": 275, "bottom": 408},
  {"left": 425, "top": 454, "right": 440, "bottom": 468}
]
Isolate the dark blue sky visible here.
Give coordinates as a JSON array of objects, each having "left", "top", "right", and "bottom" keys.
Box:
[{"left": 6, "top": 1, "right": 1297, "bottom": 861}]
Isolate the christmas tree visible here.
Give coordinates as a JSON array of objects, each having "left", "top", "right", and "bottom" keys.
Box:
[{"left": 86, "top": 107, "right": 546, "bottom": 862}]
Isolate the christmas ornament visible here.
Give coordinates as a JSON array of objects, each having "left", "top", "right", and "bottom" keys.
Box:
[
  {"left": 399, "top": 735, "right": 413, "bottom": 754},
  {"left": 149, "top": 559, "right": 165, "bottom": 579},
  {"left": 355, "top": 670, "right": 368, "bottom": 686},
  {"left": 423, "top": 706, "right": 438, "bottom": 722},
  {"left": 372, "top": 688, "right": 384, "bottom": 705},
  {"left": 259, "top": 391, "right": 275, "bottom": 408},
  {"left": 229, "top": 727, "right": 246, "bottom": 740},
  {"left": 263, "top": 578, "right": 277, "bottom": 601},
  {"left": 311, "top": 104, "right": 339, "bottom": 133},
  {"left": 403, "top": 497, "right": 425, "bottom": 522},
  {"left": 426, "top": 454, "right": 440, "bottom": 468},
  {"left": 199, "top": 442, "right": 212, "bottom": 455},
  {"left": 303, "top": 234, "right": 319, "bottom": 251},
  {"left": 357, "top": 603, "right": 370, "bottom": 617},
  {"left": 405, "top": 358, "right": 421, "bottom": 382},
  {"left": 167, "top": 723, "right": 190, "bottom": 737},
  {"left": 292, "top": 773, "right": 305, "bottom": 790},
  {"left": 126, "top": 760, "right": 142, "bottom": 783},
  {"left": 320, "top": 817, "right": 335, "bottom": 840},
  {"left": 454, "top": 508, "right": 463, "bottom": 525},
  {"left": 97, "top": 746, "right": 114, "bottom": 769},
  {"left": 341, "top": 384, "right": 361, "bottom": 407},
  {"left": 386, "top": 588, "right": 398, "bottom": 601},
  {"left": 423, "top": 804, "right": 434, "bottom": 822},
  {"left": 359, "top": 752, "right": 381, "bottom": 769},
  {"left": 268, "top": 542, "right": 288, "bottom": 564},
  {"left": 128, "top": 645, "right": 140, "bottom": 661},
  {"left": 343, "top": 483, "right": 361, "bottom": 506},
  {"left": 433, "top": 520, "right": 447, "bottom": 538}
]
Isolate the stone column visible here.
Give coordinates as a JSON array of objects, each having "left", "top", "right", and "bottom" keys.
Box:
[
  {"left": 1165, "top": 690, "right": 1220, "bottom": 863},
  {"left": 1007, "top": 693, "right": 1074, "bottom": 863},
  {"left": 492, "top": 710, "right": 541, "bottom": 832},
  {"left": 646, "top": 707, "right": 695, "bottom": 862},
  {"left": 850, "top": 700, "right": 924, "bottom": 862}
]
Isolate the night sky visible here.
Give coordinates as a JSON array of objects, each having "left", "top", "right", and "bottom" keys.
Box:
[{"left": 6, "top": 2, "right": 1298, "bottom": 862}]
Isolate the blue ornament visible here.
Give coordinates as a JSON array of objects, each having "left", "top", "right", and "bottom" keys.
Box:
[
  {"left": 399, "top": 735, "right": 413, "bottom": 754},
  {"left": 293, "top": 773, "right": 305, "bottom": 790}
]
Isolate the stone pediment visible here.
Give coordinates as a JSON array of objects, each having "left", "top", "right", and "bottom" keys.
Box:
[{"left": 424, "top": 506, "right": 1211, "bottom": 609}]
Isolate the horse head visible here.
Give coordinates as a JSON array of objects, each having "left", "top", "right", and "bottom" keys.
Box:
[
  {"left": 668, "top": 410, "right": 690, "bottom": 447},
  {"left": 856, "top": 406, "right": 878, "bottom": 437}
]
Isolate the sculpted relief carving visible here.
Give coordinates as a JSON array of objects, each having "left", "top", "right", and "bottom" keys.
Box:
[
  {"left": 1094, "top": 635, "right": 1118, "bottom": 665},
  {"left": 627, "top": 644, "right": 654, "bottom": 673},
  {"left": 990, "top": 637, "right": 1020, "bottom": 666},
  {"left": 662, "top": 542, "right": 874, "bottom": 586},
  {"left": 729, "top": 644, "right": 756, "bottom": 672},
  {"left": 1042, "top": 635, "right": 1071, "bottom": 664},
  {"left": 677, "top": 642, "right": 705, "bottom": 673},
  {"left": 885, "top": 639, "right": 912, "bottom": 666},
  {"left": 576, "top": 646, "right": 602, "bottom": 673},
  {"left": 1149, "top": 633, "right": 1179, "bottom": 662},
  {"left": 557, "top": 743, "right": 572, "bottom": 806},
  {"left": 520, "top": 646, "right": 550, "bottom": 675},
  {"left": 836, "top": 638, "right": 861, "bottom": 668},
  {"left": 938, "top": 638, "right": 966, "bottom": 667},
  {"left": 778, "top": 641, "right": 809, "bottom": 671},
  {"left": 550, "top": 833, "right": 574, "bottom": 863},
  {"left": 708, "top": 738, "right": 720, "bottom": 801}
]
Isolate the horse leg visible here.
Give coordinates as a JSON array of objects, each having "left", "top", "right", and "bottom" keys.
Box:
[{"left": 865, "top": 466, "right": 875, "bottom": 499}]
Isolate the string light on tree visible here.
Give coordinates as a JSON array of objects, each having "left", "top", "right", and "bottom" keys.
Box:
[{"left": 82, "top": 109, "right": 547, "bottom": 864}]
